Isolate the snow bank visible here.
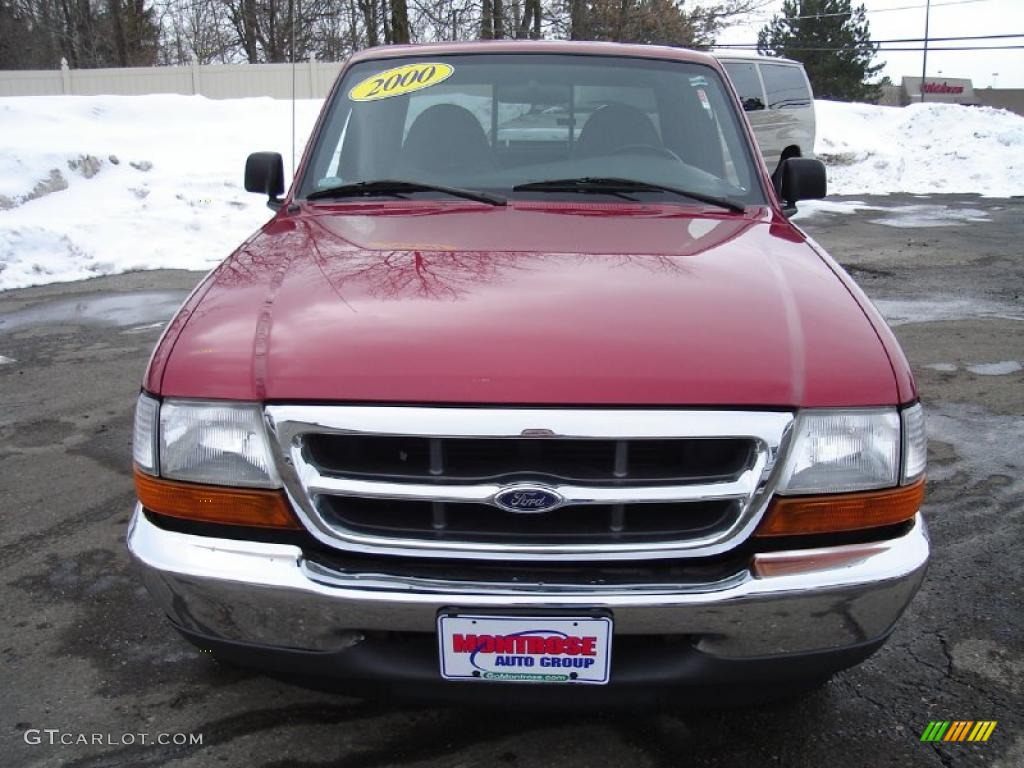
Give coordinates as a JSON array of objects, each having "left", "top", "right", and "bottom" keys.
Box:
[
  {"left": 815, "top": 100, "right": 1024, "bottom": 197},
  {"left": 1, "top": 94, "right": 1023, "bottom": 291},
  {"left": 0, "top": 95, "right": 321, "bottom": 291}
]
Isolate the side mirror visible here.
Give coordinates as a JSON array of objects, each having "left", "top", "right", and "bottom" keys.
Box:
[
  {"left": 776, "top": 157, "right": 826, "bottom": 216},
  {"left": 244, "top": 152, "right": 285, "bottom": 210}
]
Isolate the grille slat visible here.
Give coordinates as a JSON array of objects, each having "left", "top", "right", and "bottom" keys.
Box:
[
  {"left": 610, "top": 503, "right": 626, "bottom": 533},
  {"left": 306, "top": 434, "right": 753, "bottom": 486},
  {"left": 320, "top": 496, "right": 736, "bottom": 544},
  {"left": 428, "top": 438, "right": 444, "bottom": 476},
  {"left": 302, "top": 472, "right": 758, "bottom": 505},
  {"left": 431, "top": 501, "right": 446, "bottom": 531},
  {"left": 613, "top": 440, "right": 629, "bottom": 479}
]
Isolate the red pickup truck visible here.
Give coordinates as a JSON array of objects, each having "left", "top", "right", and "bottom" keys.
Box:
[{"left": 128, "top": 41, "right": 928, "bottom": 705}]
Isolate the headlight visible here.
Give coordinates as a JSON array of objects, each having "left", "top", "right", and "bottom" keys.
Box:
[
  {"left": 131, "top": 393, "right": 296, "bottom": 529},
  {"left": 158, "top": 399, "right": 280, "bottom": 488},
  {"left": 758, "top": 405, "right": 926, "bottom": 538},
  {"left": 778, "top": 409, "right": 900, "bottom": 494}
]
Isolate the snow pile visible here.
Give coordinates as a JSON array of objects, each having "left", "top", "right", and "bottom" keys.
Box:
[
  {"left": 1, "top": 94, "right": 1024, "bottom": 291},
  {"left": 0, "top": 95, "right": 321, "bottom": 291},
  {"left": 815, "top": 100, "right": 1024, "bottom": 197}
]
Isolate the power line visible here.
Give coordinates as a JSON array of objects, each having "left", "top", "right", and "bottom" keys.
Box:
[
  {"left": 744, "top": 0, "right": 990, "bottom": 22},
  {"left": 715, "top": 44, "right": 1024, "bottom": 51},
  {"left": 713, "top": 32, "right": 1024, "bottom": 49},
  {"left": 884, "top": 44, "right": 1024, "bottom": 49},
  {"left": 875, "top": 33, "right": 1024, "bottom": 42},
  {"left": 718, "top": 32, "right": 1024, "bottom": 44}
]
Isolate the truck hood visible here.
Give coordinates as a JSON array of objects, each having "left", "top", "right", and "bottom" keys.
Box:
[{"left": 154, "top": 201, "right": 898, "bottom": 406}]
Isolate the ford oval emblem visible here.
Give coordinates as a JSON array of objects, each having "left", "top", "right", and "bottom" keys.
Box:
[{"left": 493, "top": 486, "right": 564, "bottom": 514}]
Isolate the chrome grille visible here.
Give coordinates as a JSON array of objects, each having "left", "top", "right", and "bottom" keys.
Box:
[{"left": 265, "top": 406, "right": 794, "bottom": 561}]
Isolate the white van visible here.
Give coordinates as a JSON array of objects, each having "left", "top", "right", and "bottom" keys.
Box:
[{"left": 715, "top": 52, "right": 816, "bottom": 177}]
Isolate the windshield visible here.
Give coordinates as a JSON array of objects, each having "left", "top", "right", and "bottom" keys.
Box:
[{"left": 299, "top": 53, "right": 766, "bottom": 207}]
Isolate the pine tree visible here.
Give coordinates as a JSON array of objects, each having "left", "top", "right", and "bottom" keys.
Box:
[{"left": 757, "top": 0, "right": 883, "bottom": 102}]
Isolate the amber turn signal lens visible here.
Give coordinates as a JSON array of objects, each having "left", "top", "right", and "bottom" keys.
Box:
[
  {"left": 756, "top": 478, "right": 925, "bottom": 537},
  {"left": 134, "top": 467, "right": 301, "bottom": 529}
]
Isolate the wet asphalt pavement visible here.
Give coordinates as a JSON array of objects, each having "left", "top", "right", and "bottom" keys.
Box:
[{"left": 1, "top": 194, "right": 1022, "bottom": 767}]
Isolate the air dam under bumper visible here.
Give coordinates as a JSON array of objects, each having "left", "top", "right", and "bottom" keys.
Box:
[{"left": 127, "top": 506, "right": 928, "bottom": 683}]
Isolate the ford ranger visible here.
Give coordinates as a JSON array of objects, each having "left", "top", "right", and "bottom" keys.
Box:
[{"left": 128, "top": 41, "right": 928, "bottom": 705}]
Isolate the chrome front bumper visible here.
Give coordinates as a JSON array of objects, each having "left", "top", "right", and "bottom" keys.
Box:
[{"left": 127, "top": 505, "right": 928, "bottom": 660}]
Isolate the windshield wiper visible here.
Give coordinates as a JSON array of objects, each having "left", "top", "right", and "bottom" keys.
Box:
[
  {"left": 306, "top": 180, "right": 506, "bottom": 206},
  {"left": 512, "top": 177, "right": 746, "bottom": 213}
]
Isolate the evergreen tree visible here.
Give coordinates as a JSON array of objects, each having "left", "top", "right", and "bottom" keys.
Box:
[{"left": 757, "top": 0, "right": 883, "bottom": 102}]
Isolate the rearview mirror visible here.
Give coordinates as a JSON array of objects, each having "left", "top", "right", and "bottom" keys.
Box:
[
  {"left": 245, "top": 152, "right": 285, "bottom": 210},
  {"left": 776, "top": 157, "right": 826, "bottom": 216}
]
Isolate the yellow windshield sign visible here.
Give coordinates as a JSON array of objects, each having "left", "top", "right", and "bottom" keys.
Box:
[{"left": 349, "top": 63, "right": 454, "bottom": 102}]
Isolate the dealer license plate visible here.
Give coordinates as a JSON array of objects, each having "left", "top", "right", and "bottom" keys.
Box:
[{"left": 437, "top": 614, "right": 612, "bottom": 684}]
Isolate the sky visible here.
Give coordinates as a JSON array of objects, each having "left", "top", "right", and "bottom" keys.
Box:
[{"left": 712, "top": 0, "right": 1024, "bottom": 88}]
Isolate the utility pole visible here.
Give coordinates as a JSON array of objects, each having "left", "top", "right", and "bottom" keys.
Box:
[
  {"left": 290, "top": 0, "right": 296, "bottom": 177},
  {"left": 920, "top": 0, "right": 931, "bottom": 102}
]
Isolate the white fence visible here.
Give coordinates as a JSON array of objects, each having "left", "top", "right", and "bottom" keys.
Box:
[
  {"left": 7, "top": 60, "right": 1024, "bottom": 117},
  {"left": 0, "top": 58, "right": 344, "bottom": 99}
]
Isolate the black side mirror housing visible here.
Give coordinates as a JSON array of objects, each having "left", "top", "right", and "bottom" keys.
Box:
[
  {"left": 245, "top": 152, "right": 285, "bottom": 210},
  {"left": 776, "top": 157, "right": 827, "bottom": 216}
]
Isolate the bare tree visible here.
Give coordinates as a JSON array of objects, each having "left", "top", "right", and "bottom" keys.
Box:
[
  {"left": 356, "top": 0, "right": 378, "bottom": 45},
  {"left": 391, "top": 0, "right": 409, "bottom": 43},
  {"left": 409, "top": 0, "right": 479, "bottom": 41},
  {"left": 0, "top": 0, "right": 156, "bottom": 68},
  {"left": 222, "top": 0, "right": 259, "bottom": 61},
  {"left": 513, "top": 0, "right": 541, "bottom": 39},
  {"left": 2, "top": 0, "right": 766, "bottom": 70},
  {"left": 156, "top": 0, "right": 234, "bottom": 64}
]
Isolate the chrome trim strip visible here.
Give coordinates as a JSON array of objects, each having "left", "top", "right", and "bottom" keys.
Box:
[
  {"left": 267, "top": 406, "right": 794, "bottom": 440},
  {"left": 298, "top": 463, "right": 763, "bottom": 505},
  {"left": 264, "top": 406, "right": 795, "bottom": 561},
  {"left": 300, "top": 559, "right": 750, "bottom": 595}
]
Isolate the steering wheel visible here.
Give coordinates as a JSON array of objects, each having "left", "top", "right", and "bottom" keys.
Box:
[{"left": 610, "top": 144, "right": 685, "bottom": 163}]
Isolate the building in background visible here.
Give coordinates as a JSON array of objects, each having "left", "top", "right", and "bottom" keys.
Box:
[
  {"left": 873, "top": 76, "right": 1023, "bottom": 115},
  {"left": 901, "top": 76, "right": 977, "bottom": 105}
]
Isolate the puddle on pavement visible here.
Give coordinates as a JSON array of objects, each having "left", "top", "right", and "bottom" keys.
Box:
[
  {"left": 0, "top": 291, "right": 186, "bottom": 334},
  {"left": 868, "top": 204, "right": 990, "bottom": 228},
  {"left": 924, "top": 361, "right": 1023, "bottom": 375},
  {"left": 873, "top": 297, "right": 1024, "bottom": 326},
  {"left": 792, "top": 200, "right": 884, "bottom": 219},
  {"left": 795, "top": 201, "right": 994, "bottom": 228},
  {"left": 966, "top": 361, "right": 1023, "bottom": 376},
  {"left": 927, "top": 402, "right": 1024, "bottom": 496},
  {"left": 120, "top": 321, "right": 168, "bottom": 335}
]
